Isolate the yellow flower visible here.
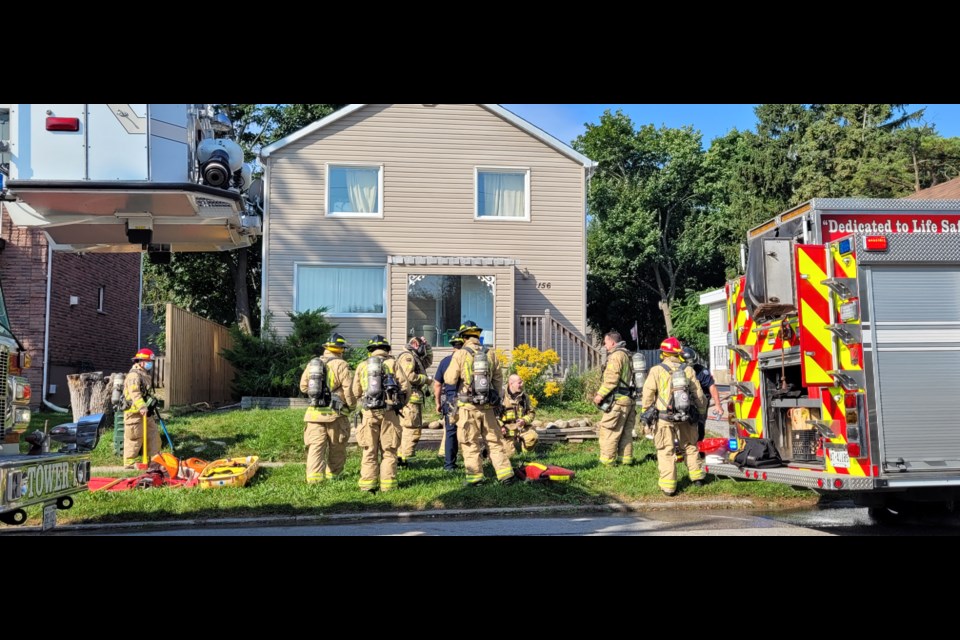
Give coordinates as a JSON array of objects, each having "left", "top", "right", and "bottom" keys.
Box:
[
  {"left": 529, "top": 396, "right": 539, "bottom": 408},
  {"left": 544, "top": 381, "right": 561, "bottom": 397}
]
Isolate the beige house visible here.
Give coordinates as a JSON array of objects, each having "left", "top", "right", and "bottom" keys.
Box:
[{"left": 259, "top": 104, "right": 599, "bottom": 370}]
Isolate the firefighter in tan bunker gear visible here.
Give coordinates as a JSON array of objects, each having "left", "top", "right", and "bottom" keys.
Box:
[
  {"left": 499, "top": 374, "right": 538, "bottom": 457},
  {"left": 443, "top": 321, "right": 516, "bottom": 486},
  {"left": 298, "top": 334, "right": 356, "bottom": 484},
  {"left": 122, "top": 348, "right": 161, "bottom": 468},
  {"left": 397, "top": 336, "right": 433, "bottom": 467},
  {"left": 640, "top": 337, "right": 707, "bottom": 496},
  {"left": 351, "top": 335, "right": 403, "bottom": 493},
  {"left": 592, "top": 331, "right": 636, "bottom": 466}
]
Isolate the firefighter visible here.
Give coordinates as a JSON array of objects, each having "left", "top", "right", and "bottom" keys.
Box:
[
  {"left": 591, "top": 331, "right": 636, "bottom": 466},
  {"left": 640, "top": 337, "right": 708, "bottom": 496},
  {"left": 397, "top": 336, "right": 433, "bottom": 467},
  {"left": 680, "top": 345, "right": 723, "bottom": 444},
  {"left": 435, "top": 334, "right": 465, "bottom": 471},
  {"left": 442, "top": 321, "right": 516, "bottom": 486},
  {"left": 298, "top": 333, "right": 356, "bottom": 484},
  {"left": 351, "top": 335, "right": 403, "bottom": 493},
  {"left": 499, "top": 374, "right": 538, "bottom": 458},
  {"left": 122, "top": 348, "right": 161, "bottom": 468}
]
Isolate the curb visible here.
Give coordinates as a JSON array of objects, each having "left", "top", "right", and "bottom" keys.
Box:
[{"left": 2, "top": 498, "right": 755, "bottom": 534}]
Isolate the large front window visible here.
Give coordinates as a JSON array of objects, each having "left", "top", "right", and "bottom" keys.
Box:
[
  {"left": 296, "top": 265, "right": 385, "bottom": 316},
  {"left": 407, "top": 275, "right": 495, "bottom": 346},
  {"left": 327, "top": 164, "right": 382, "bottom": 216}
]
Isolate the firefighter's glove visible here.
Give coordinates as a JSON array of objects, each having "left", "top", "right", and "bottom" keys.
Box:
[{"left": 640, "top": 407, "right": 658, "bottom": 427}]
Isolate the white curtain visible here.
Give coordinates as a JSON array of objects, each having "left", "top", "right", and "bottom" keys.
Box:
[
  {"left": 337, "top": 267, "right": 383, "bottom": 313},
  {"left": 298, "top": 266, "right": 383, "bottom": 314},
  {"left": 346, "top": 167, "right": 379, "bottom": 213},
  {"left": 480, "top": 171, "right": 525, "bottom": 217},
  {"left": 297, "top": 266, "right": 338, "bottom": 312},
  {"left": 461, "top": 275, "right": 495, "bottom": 343}
]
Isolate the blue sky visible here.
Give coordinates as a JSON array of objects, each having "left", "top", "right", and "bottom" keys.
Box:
[{"left": 502, "top": 104, "right": 960, "bottom": 148}]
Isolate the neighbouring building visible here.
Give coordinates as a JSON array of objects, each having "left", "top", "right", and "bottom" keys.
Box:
[{"left": 0, "top": 214, "right": 140, "bottom": 408}]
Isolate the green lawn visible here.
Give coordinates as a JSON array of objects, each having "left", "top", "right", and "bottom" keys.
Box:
[{"left": 13, "top": 408, "right": 817, "bottom": 526}]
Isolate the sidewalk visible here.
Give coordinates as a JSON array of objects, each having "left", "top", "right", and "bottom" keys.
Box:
[{"left": 1, "top": 497, "right": 757, "bottom": 534}]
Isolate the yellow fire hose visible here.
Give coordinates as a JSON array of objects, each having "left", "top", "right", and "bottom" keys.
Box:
[{"left": 142, "top": 413, "right": 148, "bottom": 466}]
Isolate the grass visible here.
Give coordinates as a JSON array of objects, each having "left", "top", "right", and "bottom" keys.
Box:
[{"left": 10, "top": 408, "right": 817, "bottom": 526}]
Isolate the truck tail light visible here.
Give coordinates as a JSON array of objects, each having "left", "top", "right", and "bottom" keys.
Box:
[
  {"left": 46, "top": 117, "right": 80, "bottom": 132},
  {"left": 864, "top": 236, "right": 888, "bottom": 251},
  {"left": 844, "top": 393, "right": 864, "bottom": 458}
]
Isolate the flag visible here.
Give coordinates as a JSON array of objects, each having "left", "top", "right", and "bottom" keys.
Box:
[{"left": 629, "top": 321, "right": 638, "bottom": 343}]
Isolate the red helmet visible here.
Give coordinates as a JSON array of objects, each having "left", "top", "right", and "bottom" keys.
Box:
[
  {"left": 659, "top": 337, "right": 682, "bottom": 355},
  {"left": 133, "top": 348, "right": 155, "bottom": 362}
]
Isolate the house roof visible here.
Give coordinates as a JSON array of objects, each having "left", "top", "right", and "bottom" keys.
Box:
[
  {"left": 903, "top": 176, "right": 960, "bottom": 200},
  {"left": 259, "top": 104, "right": 597, "bottom": 170}
]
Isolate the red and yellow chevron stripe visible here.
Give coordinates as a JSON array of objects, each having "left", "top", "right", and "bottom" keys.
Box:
[
  {"left": 820, "top": 386, "right": 869, "bottom": 477},
  {"left": 796, "top": 245, "right": 835, "bottom": 385},
  {"left": 728, "top": 277, "right": 763, "bottom": 438},
  {"left": 831, "top": 243, "right": 863, "bottom": 374}
]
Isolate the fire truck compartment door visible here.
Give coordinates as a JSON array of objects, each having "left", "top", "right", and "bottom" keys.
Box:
[{"left": 865, "top": 253, "right": 960, "bottom": 472}]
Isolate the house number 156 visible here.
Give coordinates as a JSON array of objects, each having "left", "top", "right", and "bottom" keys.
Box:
[{"left": 537, "top": 282, "right": 552, "bottom": 289}]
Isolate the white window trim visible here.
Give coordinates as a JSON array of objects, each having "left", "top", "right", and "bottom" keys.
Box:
[
  {"left": 97, "top": 285, "right": 106, "bottom": 313},
  {"left": 474, "top": 166, "right": 531, "bottom": 222},
  {"left": 325, "top": 162, "right": 384, "bottom": 218},
  {"left": 293, "top": 262, "right": 387, "bottom": 318}
]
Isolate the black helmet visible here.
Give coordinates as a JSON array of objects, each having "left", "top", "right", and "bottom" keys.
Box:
[
  {"left": 366, "top": 335, "right": 391, "bottom": 352},
  {"left": 680, "top": 346, "right": 698, "bottom": 364},
  {"left": 324, "top": 333, "right": 349, "bottom": 350},
  {"left": 449, "top": 335, "right": 465, "bottom": 347},
  {"left": 457, "top": 320, "right": 482, "bottom": 339}
]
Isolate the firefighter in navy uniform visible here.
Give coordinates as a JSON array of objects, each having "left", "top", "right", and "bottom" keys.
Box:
[
  {"left": 443, "top": 321, "right": 516, "bottom": 486},
  {"left": 122, "top": 348, "right": 161, "bottom": 468},
  {"left": 397, "top": 336, "right": 433, "bottom": 467},
  {"left": 351, "top": 335, "right": 403, "bottom": 493},
  {"left": 641, "top": 337, "right": 708, "bottom": 496},
  {"left": 298, "top": 333, "right": 356, "bottom": 484},
  {"left": 592, "top": 331, "right": 636, "bottom": 466},
  {"left": 680, "top": 346, "right": 723, "bottom": 445},
  {"left": 435, "top": 334, "right": 464, "bottom": 470}
]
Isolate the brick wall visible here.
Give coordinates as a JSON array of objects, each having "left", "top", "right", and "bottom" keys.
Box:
[
  {"left": 48, "top": 252, "right": 141, "bottom": 405},
  {"left": 0, "top": 206, "right": 142, "bottom": 408},
  {"left": 0, "top": 209, "right": 49, "bottom": 405}
]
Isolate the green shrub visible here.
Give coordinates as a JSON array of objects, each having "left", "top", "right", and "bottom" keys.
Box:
[
  {"left": 345, "top": 347, "right": 368, "bottom": 369},
  {"left": 221, "top": 309, "right": 337, "bottom": 398}
]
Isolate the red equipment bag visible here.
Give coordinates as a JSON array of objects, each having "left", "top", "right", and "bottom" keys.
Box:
[
  {"left": 516, "top": 462, "right": 576, "bottom": 482},
  {"left": 698, "top": 438, "right": 728, "bottom": 455}
]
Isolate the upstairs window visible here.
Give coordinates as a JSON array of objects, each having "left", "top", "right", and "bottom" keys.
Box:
[
  {"left": 476, "top": 168, "right": 529, "bottom": 221},
  {"left": 327, "top": 164, "right": 382, "bottom": 217}
]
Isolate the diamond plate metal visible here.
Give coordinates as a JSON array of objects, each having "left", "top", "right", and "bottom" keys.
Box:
[
  {"left": 857, "top": 233, "right": 960, "bottom": 264},
  {"left": 813, "top": 198, "right": 960, "bottom": 212},
  {"left": 705, "top": 461, "right": 877, "bottom": 491}
]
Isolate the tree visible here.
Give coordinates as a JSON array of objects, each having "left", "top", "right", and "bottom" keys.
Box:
[
  {"left": 145, "top": 103, "right": 346, "bottom": 337},
  {"left": 574, "top": 110, "right": 724, "bottom": 344}
]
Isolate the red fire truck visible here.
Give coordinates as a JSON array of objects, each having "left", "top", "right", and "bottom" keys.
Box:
[{"left": 706, "top": 198, "right": 960, "bottom": 519}]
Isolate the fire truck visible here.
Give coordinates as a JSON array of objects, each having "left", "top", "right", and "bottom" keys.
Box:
[
  {"left": 706, "top": 198, "right": 960, "bottom": 520},
  {"left": 0, "top": 104, "right": 260, "bottom": 528}
]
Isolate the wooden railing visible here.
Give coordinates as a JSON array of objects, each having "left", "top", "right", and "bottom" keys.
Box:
[{"left": 517, "top": 309, "right": 603, "bottom": 376}]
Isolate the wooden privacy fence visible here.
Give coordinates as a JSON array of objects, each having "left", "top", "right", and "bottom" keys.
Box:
[
  {"left": 165, "top": 303, "right": 235, "bottom": 407},
  {"left": 517, "top": 309, "right": 603, "bottom": 376}
]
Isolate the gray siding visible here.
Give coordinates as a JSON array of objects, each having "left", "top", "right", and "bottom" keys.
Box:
[{"left": 265, "top": 104, "right": 586, "bottom": 349}]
